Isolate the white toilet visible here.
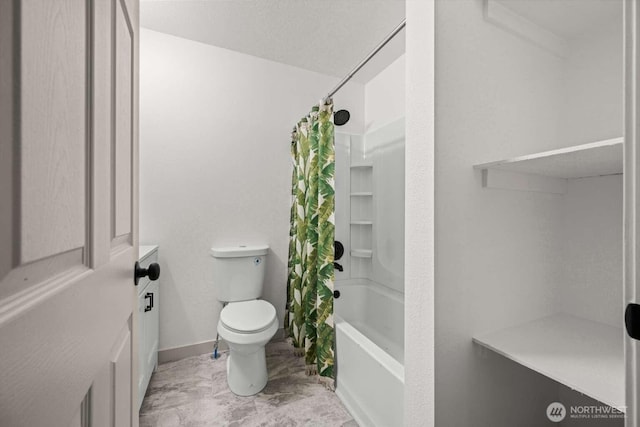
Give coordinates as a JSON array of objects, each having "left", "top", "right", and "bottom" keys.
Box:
[{"left": 210, "top": 244, "right": 278, "bottom": 396}]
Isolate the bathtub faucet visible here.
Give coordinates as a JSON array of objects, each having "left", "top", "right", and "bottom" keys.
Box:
[{"left": 334, "top": 241, "right": 344, "bottom": 272}]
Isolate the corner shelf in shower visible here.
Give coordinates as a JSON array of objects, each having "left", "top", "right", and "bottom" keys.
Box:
[
  {"left": 350, "top": 192, "right": 373, "bottom": 197},
  {"left": 473, "top": 313, "right": 624, "bottom": 410},
  {"left": 350, "top": 220, "right": 373, "bottom": 225},
  {"left": 473, "top": 137, "right": 623, "bottom": 193},
  {"left": 350, "top": 249, "right": 373, "bottom": 258}
]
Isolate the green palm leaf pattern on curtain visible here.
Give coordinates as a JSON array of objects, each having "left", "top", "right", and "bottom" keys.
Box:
[{"left": 285, "top": 100, "right": 335, "bottom": 381}]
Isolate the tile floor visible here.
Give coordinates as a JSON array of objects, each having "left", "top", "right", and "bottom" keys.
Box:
[{"left": 139, "top": 341, "right": 357, "bottom": 426}]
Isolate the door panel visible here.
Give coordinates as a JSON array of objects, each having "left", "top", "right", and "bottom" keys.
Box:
[
  {"left": 20, "top": 0, "right": 87, "bottom": 264},
  {"left": 0, "top": 253, "right": 133, "bottom": 426},
  {"left": 91, "top": 358, "right": 113, "bottom": 427},
  {"left": 0, "top": 0, "right": 14, "bottom": 281},
  {"left": 113, "top": 326, "right": 132, "bottom": 427},
  {"left": 0, "top": 0, "right": 140, "bottom": 426},
  {"left": 92, "top": 0, "right": 115, "bottom": 268},
  {"left": 114, "top": 0, "right": 133, "bottom": 238}
]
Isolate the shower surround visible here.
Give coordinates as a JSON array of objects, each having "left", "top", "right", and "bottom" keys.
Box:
[{"left": 334, "top": 115, "right": 405, "bottom": 426}]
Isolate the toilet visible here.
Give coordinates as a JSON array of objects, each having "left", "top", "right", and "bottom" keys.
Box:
[{"left": 210, "top": 244, "right": 278, "bottom": 396}]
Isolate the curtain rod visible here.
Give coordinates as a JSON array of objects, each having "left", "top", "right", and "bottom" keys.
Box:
[{"left": 324, "top": 18, "right": 406, "bottom": 102}]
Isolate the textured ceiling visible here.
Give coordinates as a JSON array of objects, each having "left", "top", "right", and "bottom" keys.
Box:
[
  {"left": 140, "top": 0, "right": 406, "bottom": 83},
  {"left": 495, "top": 0, "right": 622, "bottom": 40}
]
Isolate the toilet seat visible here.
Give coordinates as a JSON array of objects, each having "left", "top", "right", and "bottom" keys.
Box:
[{"left": 220, "top": 300, "right": 276, "bottom": 334}]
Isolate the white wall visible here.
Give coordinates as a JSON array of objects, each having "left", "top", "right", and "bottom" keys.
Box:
[
  {"left": 562, "top": 23, "right": 623, "bottom": 146},
  {"left": 140, "top": 28, "right": 364, "bottom": 351},
  {"left": 404, "top": 0, "right": 435, "bottom": 425},
  {"left": 365, "top": 55, "right": 405, "bottom": 132},
  {"left": 560, "top": 175, "right": 623, "bottom": 328},
  {"left": 558, "top": 23, "right": 623, "bottom": 330},
  {"left": 434, "top": 0, "right": 566, "bottom": 425}
]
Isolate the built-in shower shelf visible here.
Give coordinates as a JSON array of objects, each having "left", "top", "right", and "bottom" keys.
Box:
[
  {"left": 473, "top": 137, "right": 623, "bottom": 193},
  {"left": 351, "top": 162, "right": 373, "bottom": 168},
  {"left": 350, "top": 249, "right": 373, "bottom": 258},
  {"left": 350, "top": 220, "right": 373, "bottom": 225},
  {"left": 350, "top": 192, "right": 373, "bottom": 197},
  {"left": 473, "top": 313, "right": 624, "bottom": 411}
]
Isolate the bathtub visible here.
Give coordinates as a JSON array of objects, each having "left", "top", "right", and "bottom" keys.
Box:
[{"left": 334, "top": 278, "right": 404, "bottom": 426}]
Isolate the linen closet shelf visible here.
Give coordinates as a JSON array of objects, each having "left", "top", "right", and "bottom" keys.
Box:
[
  {"left": 473, "top": 314, "right": 624, "bottom": 411},
  {"left": 472, "top": 137, "right": 626, "bottom": 411},
  {"left": 474, "top": 137, "right": 623, "bottom": 194}
]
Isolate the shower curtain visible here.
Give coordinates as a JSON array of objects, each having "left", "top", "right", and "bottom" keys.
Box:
[{"left": 285, "top": 100, "right": 336, "bottom": 383}]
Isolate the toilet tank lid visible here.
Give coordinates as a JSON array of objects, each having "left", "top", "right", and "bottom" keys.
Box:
[{"left": 210, "top": 244, "right": 269, "bottom": 258}]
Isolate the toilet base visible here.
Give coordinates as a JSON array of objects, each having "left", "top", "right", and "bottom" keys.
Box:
[{"left": 226, "top": 346, "right": 268, "bottom": 396}]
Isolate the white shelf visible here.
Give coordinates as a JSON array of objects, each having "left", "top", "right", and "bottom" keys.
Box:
[
  {"left": 351, "top": 162, "right": 373, "bottom": 168},
  {"left": 473, "top": 314, "right": 624, "bottom": 411},
  {"left": 350, "top": 220, "right": 373, "bottom": 225},
  {"left": 474, "top": 138, "right": 622, "bottom": 178},
  {"left": 350, "top": 249, "right": 373, "bottom": 258},
  {"left": 350, "top": 192, "right": 373, "bottom": 197},
  {"left": 474, "top": 138, "right": 623, "bottom": 193}
]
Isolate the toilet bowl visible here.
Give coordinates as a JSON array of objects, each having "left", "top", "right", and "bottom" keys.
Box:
[{"left": 217, "top": 299, "right": 278, "bottom": 396}]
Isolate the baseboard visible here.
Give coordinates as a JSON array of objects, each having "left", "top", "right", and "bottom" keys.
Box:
[
  {"left": 157, "top": 340, "right": 226, "bottom": 365},
  {"left": 158, "top": 327, "right": 286, "bottom": 365}
]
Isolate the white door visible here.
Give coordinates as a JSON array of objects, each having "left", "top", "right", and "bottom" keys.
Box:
[
  {"left": 626, "top": 1, "right": 640, "bottom": 426},
  {"left": 0, "top": 0, "right": 140, "bottom": 426}
]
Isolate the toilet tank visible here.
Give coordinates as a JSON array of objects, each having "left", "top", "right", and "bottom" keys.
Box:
[{"left": 210, "top": 244, "right": 269, "bottom": 302}]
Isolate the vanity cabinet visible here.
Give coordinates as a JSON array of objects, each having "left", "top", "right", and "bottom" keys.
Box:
[{"left": 138, "top": 245, "right": 159, "bottom": 409}]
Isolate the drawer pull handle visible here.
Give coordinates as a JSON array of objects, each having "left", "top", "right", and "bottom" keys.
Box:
[{"left": 144, "top": 292, "right": 154, "bottom": 312}]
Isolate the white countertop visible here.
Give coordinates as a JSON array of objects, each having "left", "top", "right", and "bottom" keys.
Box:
[{"left": 139, "top": 245, "right": 159, "bottom": 260}]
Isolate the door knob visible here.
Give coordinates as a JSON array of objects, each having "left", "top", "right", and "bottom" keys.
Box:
[
  {"left": 134, "top": 261, "right": 160, "bottom": 286},
  {"left": 626, "top": 303, "right": 640, "bottom": 340}
]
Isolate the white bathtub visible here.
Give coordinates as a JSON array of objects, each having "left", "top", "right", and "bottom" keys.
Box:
[{"left": 334, "top": 278, "right": 404, "bottom": 427}]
